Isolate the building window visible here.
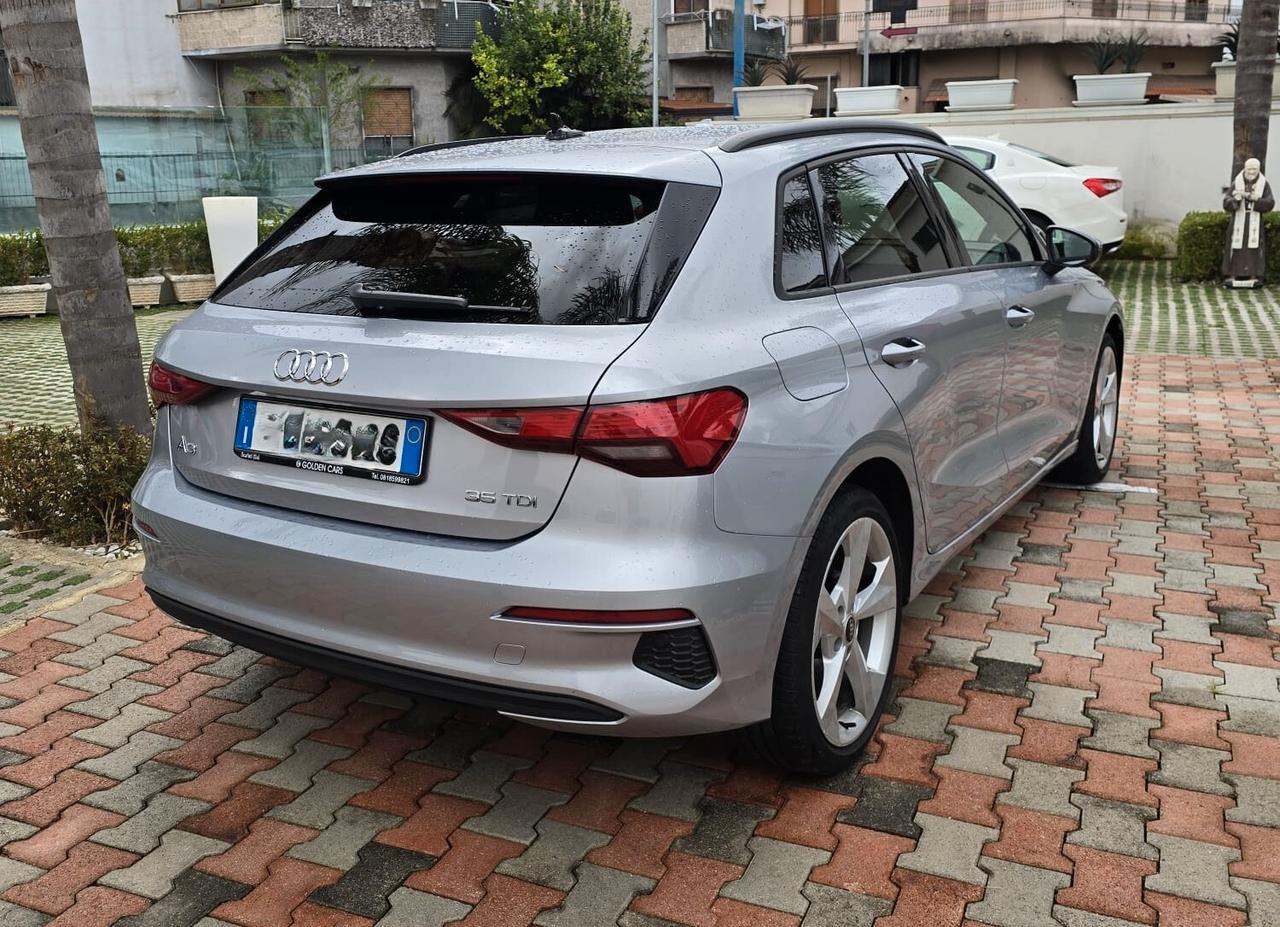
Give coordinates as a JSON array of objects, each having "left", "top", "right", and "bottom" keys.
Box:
[
  {"left": 1091, "top": 0, "right": 1118, "bottom": 17},
  {"left": 672, "top": 0, "right": 709, "bottom": 14},
  {"left": 804, "top": 0, "right": 838, "bottom": 43},
  {"left": 948, "top": 0, "right": 988, "bottom": 23},
  {"left": 674, "top": 86, "right": 714, "bottom": 101},
  {"left": 362, "top": 88, "right": 414, "bottom": 160},
  {"left": 868, "top": 50, "right": 919, "bottom": 87}
]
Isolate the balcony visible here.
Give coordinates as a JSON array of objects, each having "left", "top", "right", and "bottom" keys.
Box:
[
  {"left": 175, "top": 0, "right": 499, "bottom": 56},
  {"left": 665, "top": 9, "right": 787, "bottom": 61},
  {"left": 784, "top": 0, "right": 1232, "bottom": 53}
]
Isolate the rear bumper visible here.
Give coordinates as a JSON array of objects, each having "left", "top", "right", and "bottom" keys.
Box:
[
  {"left": 149, "top": 590, "right": 623, "bottom": 722},
  {"left": 133, "top": 414, "right": 803, "bottom": 737}
]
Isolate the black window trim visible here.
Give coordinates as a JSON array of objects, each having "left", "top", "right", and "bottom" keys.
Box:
[
  {"left": 772, "top": 164, "right": 835, "bottom": 301},
  {"left": 808, "top": 144, "right": 974, "bottom": 296},
  {"left": 898, "top": 145, "right": 1045, "bottom": 269}
]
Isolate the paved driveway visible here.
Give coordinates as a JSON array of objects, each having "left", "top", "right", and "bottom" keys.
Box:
[{"left": 0, "top": 352, "right": 1277, "bottom": 927}]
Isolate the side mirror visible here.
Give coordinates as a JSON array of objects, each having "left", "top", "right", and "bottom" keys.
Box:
[{"left": 1043, "top": 225, "right": 1101, "bottom": 274}]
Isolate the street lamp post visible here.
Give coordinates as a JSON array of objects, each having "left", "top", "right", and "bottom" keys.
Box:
[
  {"left": 861, "top": 0, "right": 870, "bottom": 86},
  {"left": 652, "top": 0, "right": 660, "bottom": 126}
]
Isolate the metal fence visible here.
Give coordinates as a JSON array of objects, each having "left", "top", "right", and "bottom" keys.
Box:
[{"left": 0, "top": 146, "right": 385, "bottom": 230}]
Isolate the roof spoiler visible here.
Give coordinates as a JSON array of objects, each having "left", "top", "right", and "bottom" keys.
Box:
[{"left": 719, "top": 118, "right": 944, "bottom": 153}]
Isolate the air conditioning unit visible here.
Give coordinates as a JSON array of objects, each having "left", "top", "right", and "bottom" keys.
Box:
[{"left": 712, "top": 8, "right": 732, "bottom": 22}]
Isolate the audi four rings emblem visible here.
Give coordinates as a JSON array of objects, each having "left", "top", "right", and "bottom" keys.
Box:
[{"left": 273, "top": 349, "right": 349, "bottom": 385}]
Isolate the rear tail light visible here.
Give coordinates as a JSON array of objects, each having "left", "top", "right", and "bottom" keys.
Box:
[
  {"left": 147, "top": 361, "right": 216, "bottom": 407},
  {"left": 436, "top": 406, "right": 582, "bottom": 453},
  {"left": 1083, "top": 178, "right": 1122, "bottom": 198},
  {"left": 502, "top": 606, "right": 695, "bottom": 625},
  {"left": 435, "top": 387, "right": 746, "bottom": 477}
]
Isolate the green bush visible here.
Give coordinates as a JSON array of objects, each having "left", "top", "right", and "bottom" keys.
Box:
[
  {"left": 0, "top": 229, "right": 48, "bottom": 287},
  {"left": 1109, "top": 225, "right": 1170, "bottom": 261},
  {"left": 0, "top": 208, "right": 293, "bottom": 287},
  {"left": 1174, "top": 209, "right": 1280, "bottom": 283},
  {"left": 0, "top": 423, "right": 151, "bottom": 547}
]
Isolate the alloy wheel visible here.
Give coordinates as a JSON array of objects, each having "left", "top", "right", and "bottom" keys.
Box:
[
  {"left": 1092, "top": 345, "right": 1119, "bottom": 471},
  {"left": 810, "top": 517, "right": 897, "bottom": 747}
]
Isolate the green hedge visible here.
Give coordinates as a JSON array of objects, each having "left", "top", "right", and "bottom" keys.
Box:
[
  {"left": 1174, "top": 210, "right": 1280, "bottom": 283},
  {"left": 0, "top": 210, "right": 291, "bottom": 286},
  {"left": 0, "top": 423, "right": 151, "bottom": 547}
]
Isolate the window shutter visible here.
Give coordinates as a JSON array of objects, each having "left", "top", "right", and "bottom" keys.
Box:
[{"left": 362, "top": 88, "right": 414, "bottom": 139}]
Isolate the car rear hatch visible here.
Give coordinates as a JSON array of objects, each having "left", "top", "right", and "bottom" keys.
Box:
[{"left": 155, "top": 165, "right": 719, "bottom": 541}]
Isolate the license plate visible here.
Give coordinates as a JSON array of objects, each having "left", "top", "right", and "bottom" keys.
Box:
[{"left": 233, "top": 397, "right": 429, "bottom": 485}]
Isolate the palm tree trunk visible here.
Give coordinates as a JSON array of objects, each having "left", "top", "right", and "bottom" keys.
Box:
[
  {"left": 0, "top": 0, "right": 150, "bottom": 433},
  {"left": 1233, "top": 0, "right": 1280, "bottom": 177}
]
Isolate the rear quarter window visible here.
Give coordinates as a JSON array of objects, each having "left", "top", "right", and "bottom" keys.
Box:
[{"left": 216, "top": 174, "right": 716, "bottom": 325}]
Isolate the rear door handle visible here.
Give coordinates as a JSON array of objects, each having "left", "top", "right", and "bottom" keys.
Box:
[
  {"left": 1006, "top": 305, "right": 1035, "bottom": 327},
  {"left": 881, "top": 337, "right": 926, "bottom": 368}
]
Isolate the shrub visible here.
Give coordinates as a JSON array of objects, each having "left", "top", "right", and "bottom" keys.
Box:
[
  {"left": 0, "top": 229, "right": 48, "bottom": 287},
  {"left": 1173, "top": 210, "right": 1280, "bottom": 282},
  {"left": 0, "top": 423, "right": 151, "bottom": 547},
  {"left": 0, "top": 208, "right": 293, "bottom": 287},
  {"left": 1109, "top": 224, "right": 1170, "bottom": 261}
]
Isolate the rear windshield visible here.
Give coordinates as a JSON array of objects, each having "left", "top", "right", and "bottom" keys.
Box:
[
  {"left": 1007, "top": 143, "right": 1076, "bottom": 168},
  {"left": 216, "top": 174, "right": 714, "bottom": 324}
]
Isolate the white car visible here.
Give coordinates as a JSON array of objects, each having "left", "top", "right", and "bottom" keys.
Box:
[{"left": 947, "top": 136, "right": 1127, "bottom": 251}]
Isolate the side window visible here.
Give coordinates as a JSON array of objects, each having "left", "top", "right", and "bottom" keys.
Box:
[
  {"left": 811, "top": 153, "right": 950, "bottom": 286},
  {"left": 778, "top": 173, "right": 828, "bottom": 294},
  {"left": 955, "top": 146, "right": 996, "bottom": 171},
  {"left": 912, "top": 153, "right": 1036, "bottom": 266}
]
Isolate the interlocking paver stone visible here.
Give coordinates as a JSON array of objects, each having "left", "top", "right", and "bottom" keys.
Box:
[
  {"left": 308, "top": 842, "right": 437, "bottom": 919},
  {"left": 1148, "top": 741, "right": 1232, "bottom": 795},
  {"left": 672, "top": 797, "right": 774, "bottom": 865},
  {"left": 1081, "top": 710, "right": 1160, "bottom": 759},
  {"left": 98, "top": 830, "right": 228, "bottom": 898},
  {"left": 999, "top": 758, "right": 1084, "bottom": 819},
  {"left": 1146, "top": 833, "right": 1247, "bottom": 908},
  {"left": 895, "top": 813, "right": 998, "bottom": 885},
  {"left": 465, "top": 782, "right": 571, "bottom": 844},
  {"left": 628, "top": 761, "right": 723, "bottom": 821},
  {"left": 935, "top": 725, "right": 1018, "bottom": 779},
  {"left": 719, "top": 836, "right": 831, "bottom": 915},
  {"left": 1067, "top": 794, "right": 1158, "bottom": 860},
  {"left": 376, "top": 886, "right": 471, "bottom": 926},
  {"left": 966, "top": 857, "right": 1070, "bottom": 927},
  {"left": 534, "top": 862, "right": 654, "bottom": 927},
  {"left": 288, "top": 804, "right": 400, "bottom": 869},
  {"left": 91, "top": 793, "right": 209, "bottom": 853}
]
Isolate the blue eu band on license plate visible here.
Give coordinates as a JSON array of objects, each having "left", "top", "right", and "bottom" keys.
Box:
[{"left": 233, "top": 398, "right": 428, "bottom": 485}]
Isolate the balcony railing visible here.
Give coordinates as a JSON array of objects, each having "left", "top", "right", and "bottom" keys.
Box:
[
  {"left": 176, "top": 0, "right": 279, "bottom": 10},
  {"left": 436, "top": 1, "right": 501, "bottom": 50},
  {"left": 787, "top": 0, "right": 1233, "bottom": 45},
  {"left": 667, "top": 10, "right": 787, "bottom": 59}
]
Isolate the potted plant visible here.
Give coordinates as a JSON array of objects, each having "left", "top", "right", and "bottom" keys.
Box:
[
  {"left": 0, "top": 230, "right": 49, "bottom": 319},
  {"left": 834, "top": 83, "right": 903, "bottom": 115},
  {"left": 734, "top": 56, "right": 817, "bottom": 120},
  {"left": 116, "top": 226, "right": 165, "bottom": 309},
  {"left": 163, "top": 221, "right": 217, "bottom": 304},
  {"left": 945, "top": 78, "right": 1018, "bottom": 111},
  {"left": 1073, "top": 31, "right": 1151, "bottom": 105},
  {"left": 1212, "top": 19, "right": 1280, "bottom": 99}
]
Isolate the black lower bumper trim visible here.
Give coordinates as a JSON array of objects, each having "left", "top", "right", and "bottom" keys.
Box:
[{"left": 148, "top": 590, "right": 623, "bottom": 724}]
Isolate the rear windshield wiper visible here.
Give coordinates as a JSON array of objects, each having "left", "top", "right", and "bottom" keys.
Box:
[{"left": 347, "top": 284, "right": 535, "bottom": 318}]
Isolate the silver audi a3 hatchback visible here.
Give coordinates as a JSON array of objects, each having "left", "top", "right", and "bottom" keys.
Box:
[{"left": 134, "top": 120, "right": 1124, "bottom": 773}]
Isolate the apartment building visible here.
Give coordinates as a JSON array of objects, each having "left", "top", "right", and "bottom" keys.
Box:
[{"left": 659, "top": 0, "right": 1231, "bottom": 112}]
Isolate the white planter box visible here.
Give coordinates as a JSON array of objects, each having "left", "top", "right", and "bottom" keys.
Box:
[
  {"left": 0, "top": 283, "right": 50, "bottom": 318},
  {"left": 165, "top": 272, "right": 216, "bottom": 304},
  {"left": 127, "top": 276, "right": 165, "bottom": 309},
  {"left": 733, "top": 84, "right": 817, "bottom": 120},
  {"left": 1212, "top": 58, "right": 1280, "bottom": 100},
  {"left": 946, "top": 78, "right": 1018, "bottom": 111},
  {"left": 1073, "top": 72, "right": 1151, "bottom": 107},
  {"left": 833, "top": 85, "right": 903, "bottom": 116}
]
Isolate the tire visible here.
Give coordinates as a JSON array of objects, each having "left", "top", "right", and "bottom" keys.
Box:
[
  {"left": 1053, "top": 333, "right": 1121, "bottom": 485},
  {"left": 749, "top": 487, "right": 902, "bottom": 775}
]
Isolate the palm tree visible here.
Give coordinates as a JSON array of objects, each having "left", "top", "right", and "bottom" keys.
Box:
[
  {"left": 0, "top": 0, "right": 149, "bottom": 432},
  {"left": 1233, "top": 0, "right": 1280, "bottom": 177}
]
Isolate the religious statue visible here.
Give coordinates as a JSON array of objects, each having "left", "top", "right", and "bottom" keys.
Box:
[{"left": 1223, "top": 157, "right": 1274, "bottom": 288}]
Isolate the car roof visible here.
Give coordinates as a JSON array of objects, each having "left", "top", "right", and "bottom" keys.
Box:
[{"left": 317, "top": 120, "right": 948, "bottom": 188}]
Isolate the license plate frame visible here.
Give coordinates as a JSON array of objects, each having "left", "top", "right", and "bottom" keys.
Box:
[{"left": 232, "top": 396, "right": 430, "bottom": 486}]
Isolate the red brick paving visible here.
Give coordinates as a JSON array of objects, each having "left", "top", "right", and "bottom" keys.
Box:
[{"left": 0, "top": 352, "right": 1273, "bottom": 926}]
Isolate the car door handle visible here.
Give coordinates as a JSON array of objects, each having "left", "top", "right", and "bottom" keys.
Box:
[
  {"left": 881, "top": 338, "right": 926, "bottom": 367},
  {"left": 1006, "top": 306, "right": 1035, "bottom": 328}
]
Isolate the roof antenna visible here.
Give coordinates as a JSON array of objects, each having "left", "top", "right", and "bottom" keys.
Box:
[{"left": 546, "top": 113, "right": 585, "bottom": 141}]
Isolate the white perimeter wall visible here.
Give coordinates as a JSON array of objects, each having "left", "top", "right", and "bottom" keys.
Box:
[
  {"left": 884, "top": 101, "right": 1280, "bottom": 225},
  {"left": 76, "top": 0, "right": 218, "bottom": 109}
]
